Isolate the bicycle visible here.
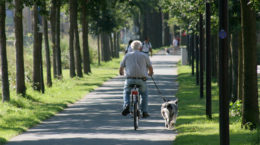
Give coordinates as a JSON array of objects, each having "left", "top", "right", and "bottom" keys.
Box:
[{"left": 129, "top": 84, "right": 141, "bottom": 130}]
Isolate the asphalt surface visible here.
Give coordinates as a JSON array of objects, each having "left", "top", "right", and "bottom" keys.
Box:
[{"left": 6, "top": 48, "right": 181, "bottom": 145}]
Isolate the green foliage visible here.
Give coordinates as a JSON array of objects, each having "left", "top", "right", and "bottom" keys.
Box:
[
  {"left": 160, "top": 0, "right": 220, "bottom": 34},
  {"left": 230, "top": 100, "right": 242, "bottom": 117},
  {"left": 87, "top": 0, "right": 131, "bottom": 35},
  {"left": 175, "top": 63, "right": 259, "bottom": 145},
  {"left": 229, "top": 0, "right": 241, "bottom": 33}
]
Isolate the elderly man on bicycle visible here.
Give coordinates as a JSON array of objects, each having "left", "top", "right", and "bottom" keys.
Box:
[{"left": 119, "top": 40, "right": 154, "bottom": 118}]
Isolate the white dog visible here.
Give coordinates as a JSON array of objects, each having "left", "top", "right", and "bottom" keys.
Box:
[{"left": 161, "top": 99, "right": 178, "bottom": 129}]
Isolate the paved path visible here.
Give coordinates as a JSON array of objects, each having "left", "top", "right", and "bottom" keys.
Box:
[{"left": 6, "top": 48, "right": 181, "bottom": 145}]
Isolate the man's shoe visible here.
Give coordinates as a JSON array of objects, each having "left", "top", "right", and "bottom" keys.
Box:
[
  {"left": 122, "top": 105, "right": 130, "bottom": 116},
  {"left": 142, "top": 112, "right": 150, "bottom": 118}
]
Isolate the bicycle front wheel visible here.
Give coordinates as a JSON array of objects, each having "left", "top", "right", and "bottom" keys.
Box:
[{"left": 134, "top": 102, "right": 138, "bottom": 130}]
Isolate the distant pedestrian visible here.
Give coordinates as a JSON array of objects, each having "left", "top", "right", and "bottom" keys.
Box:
[
  {"left": 142, "top": 37, "right": 152, "bottom": 57},
  {"left": 172, "top": 37, "right": 178, "bottom": 49},
  {"left": 125, "top": 40, "right": 133, "bottom": 54}
]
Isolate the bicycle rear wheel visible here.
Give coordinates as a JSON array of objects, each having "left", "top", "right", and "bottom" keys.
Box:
[{"left": 134, "top": 102, "right": 138, "bottom": 130}]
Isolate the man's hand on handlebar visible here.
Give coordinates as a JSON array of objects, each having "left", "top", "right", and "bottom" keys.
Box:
[
  {"left": 119, "top": 67, "right": 124, "bottom": 76},
  {"left": 148, "top": 66, "right": 154, "bottom": 76},
  {"left": 148, "top": 71, "right": 153, "bottom": 76}
]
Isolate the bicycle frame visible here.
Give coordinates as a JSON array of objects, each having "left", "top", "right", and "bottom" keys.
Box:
[{"left": 130, "top": 85, "right": 141, "bottom": 130}]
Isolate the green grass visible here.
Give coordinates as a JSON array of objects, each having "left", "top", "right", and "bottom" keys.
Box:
[
  {"left": 174, "top": 64, "right": 260, "bottom": 145},
  {"left": 0, "top": 56, "right": 122, "bottom": 145}
]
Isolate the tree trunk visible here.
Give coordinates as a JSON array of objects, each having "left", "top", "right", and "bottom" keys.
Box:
[
  {"left": 219, "top": 0, "right": 230, "bottom": 144},
  {"left": 81, "top": 0, "right": 91, "bottom": 74},
  {"left": 101, "top": 33, "right": 112, "bottom": 62},
  {"left": 109, "top": 34, "right": 114, "bottom": 58},
  {"left": 196, "top": 35, "right": 199, "bottom": 85},
  {"left": 0, "top": 1, "right": 10, "bottom": 102},
  {"left": 69, "top": 0, "right": 76, "bottom": 77},
  {"left": 187, "top": 35, "right": 191, "bottom": 65},
  {"left": 133, "top": 12, "right": 141, "bottom": 39},
  {"left": 43, "top": 2, "right": 52, "bottom": 87},
  {"left": 163, "top": 12, "right": 171, "bottom": 46},
  {"left": 240, "top": 0, "right": 259, "bottom": 129},
  {"left": 33, "top": 4, "right": 41, "bottom": 91},
  {"left": 191, "top": 34, "right": 194, "bottom": 76},
  {"left": 228, "top": 34, "right": 232, "bottom": 101},
  {"left": 231, "top": 33, "right": 238, "bottom": 103},
  {"left": 141, "top": 10, "right": 148, "bottom": 41},
  {"left": 98, "top": 34, "right": 101, "bottom": 65},
  {"left": 56, "top": 1, "right": 62, "bottom": 78},
  {"left": 149, "top": 9, "right": 162, "bottom": 48},
  {"left": 113, "top": 32, "right": 117, "bottom": 57},
  {"left": 237, "top": 31, "right": 243, "bottom": 101},
  {"left": 14, "top": 0, "right": 26, "bottom": 95},
  {"left": 199, "top": 14, "right": 204, "bottom": 99},
  {"left": 50, "top": 0, "right": 57, "bottom": 78},
  {"left": 116, "top": 32, "right": 120, "bottom": 58},
  {"left": 39, "top": 33, "right": 44, "bottom": 93},
  {"left": 205, "top": 2, "right": 212, "bottom": 119},
  {"left": 74, "top": 15, "right": 83, "bottom": 78}
]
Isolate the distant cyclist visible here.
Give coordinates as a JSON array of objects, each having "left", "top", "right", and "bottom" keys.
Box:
[
  {"left": 125, "top": 39, "right": 133, "bottom": 54},
  {"left": 119, "top": 40, "right": 154, "bottom": 118},
  {"left": 142, "top": 37, "right": 152, "bottom": 57}
]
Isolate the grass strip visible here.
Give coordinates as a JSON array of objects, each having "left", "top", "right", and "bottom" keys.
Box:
[
  {"left": 174, "top": 63, "right": 259, "bottom": 145},
  {"left": 0, "top": 57, "right": 122, "bottom": 145}
]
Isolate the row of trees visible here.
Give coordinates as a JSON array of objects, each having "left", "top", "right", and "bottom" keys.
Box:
[
  {"left": 0, "top": 0, "right": 135, "bottom": 101},
  {"left": 0, "top": 0, "right": 171, "bottom": 102},
  {"left": 160, "top": 0, "right": 259, "bottom": 141}
]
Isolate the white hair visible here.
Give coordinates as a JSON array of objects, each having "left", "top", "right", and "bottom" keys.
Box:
[{"left": 130, "top": 40, "right": 142, "bottom": 50}]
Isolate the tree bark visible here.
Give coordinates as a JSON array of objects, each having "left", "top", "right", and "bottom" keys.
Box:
[
  {"left": 237, "top": 31, "right": 243, "bottom": 101},
  {"left": 231, "top": 33, "right": 238, "bottom": 102},
  {"left": 56, "top": 1, "right": 62, "bottom": 78},
  {"left": 191, "top": 34, "right": 195, "bottom": 75},
  {"left": 101, "top": 33, "right": 112, "bottom": 62},
  {"left": 43, "top": 2, "right": 52, "bottom": 87},
  {"left": 0, "top": 1, "right": 10, "bottom": 102},
  {"left": 163, "top": 12, "right": 171, "bottom": 46},
  {"left": 149, "top": 9, "right": 162, "bottom": 48},
  {"left": 116, "top": 32, "right": 120, "bottom": 58},
  {"left": 74, "top": 15, "right": 83, "bottom": 78},
  {"left": 205, "top": 2, "right": 212, "bottom": 119},
  {"left": 109, "top": 34, "right": 114, "bottom": 58},
  {"left": 39, "top": 33, "right": 44, "bottom": 93},
  {"left": 196, "top": 35, "right": 199, "bottom": 85},
  {"left": 14, "top": 0, "right": 26, "bottom": 95},
  {"left": 199, "top": 14, "right": 204, "bottom": 99},
  {"left": 187, "top": 35, "right": 190, "bottom": 64},
  {"left": 228, "top": 34, "right": 232, "bottom": 101},
  {"left": 219, "top": 0, "right": 230, "bottom": 144},
  {"left": 81, "top": 0, "right": 91, "bottom": 74},
  {"left": 50, "top": 0, "right": 57, "bottom": 78},
  {"left": 240, "top": 0, "right": 259, "bottom": 129},
  {"left": 97, "top": 34, "right": 101, "bottom": 65},
  {"left": 141, "top": 10, "right": 148, "bottom": 41},
  {"left": 69, "top": 0, "right": 76, "bottom": 77},
  {"left": 113, "top": 32, "right": 118, "bottom": 58},
  {"left": 33, "top": 4, "right": 41, "bottom": 91}
]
